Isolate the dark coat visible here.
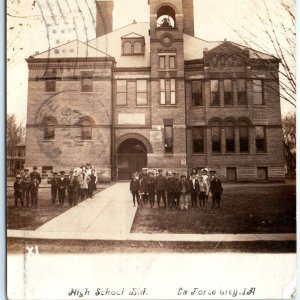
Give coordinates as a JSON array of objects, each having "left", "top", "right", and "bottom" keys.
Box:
[
  {"left": 130, "top": 179, "right": 140, "bottom": 192},
  {"left": 166, "top": 178, "right": 176, "bottom": 193},
  {"left": 70, "top": 177, "right": 81, "bottom": 191},
  {"left": 210, "top": 178, "right": 223, "bottom": 194},
  {"left": 14, "top": 181, "right": 23, "bottom": 194},
  {"left": 51, "top": 178, "right": 59, "bottom": 190},
  {"left": 22, "top": 174, "right": 31, "bottom": 189},
  {"left": 57, "top": 177, "right": 68, "bottom": 190},
  {"left": 189, "top": 179, "right": 200, "bottom": 193},
  {"left": 30, "top": 171, "right": 41, "bottom": 184},
  {"left": 88, "top": 174, "right": 97, "bottom": 190},
  {"left": 156, "top": 175, "right": 166, "bottom": 191},
  {"left": 140, "top": 175, "right": 149, "bottom": 194},
  {"left": 29, "top": 181, "right": 39, "bottom": 194},
  {"left": 148, "top": 178, "right": 156, "bottom": 194},
  {"left": 174, "top": 178, "right": 181, "bottom": 193}
]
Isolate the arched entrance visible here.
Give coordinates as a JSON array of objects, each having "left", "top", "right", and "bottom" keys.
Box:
[{"left": 117, "top": 138, "right": 148, "bottom": 180}]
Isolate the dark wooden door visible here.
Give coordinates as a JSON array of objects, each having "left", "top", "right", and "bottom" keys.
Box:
[{"left": 129, "top": 153, "right": 147, "bottom": 177}]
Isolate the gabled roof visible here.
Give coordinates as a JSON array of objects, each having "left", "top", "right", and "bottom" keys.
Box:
[
  {"left": 33, "top": 39, "right": 111, "bottom": 59},
  {"left": 121, "top": 32, "right": 145, "bottom": 39}
]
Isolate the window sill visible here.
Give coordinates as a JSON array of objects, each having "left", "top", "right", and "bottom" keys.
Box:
[
  {"left": 164, "top": 153, "right": 174, "bottom": 157},
  {"left": 159, "top": 104, "right": 177, "bottom": 107},
  {"left": 253, "top": 105, "right": 266, "bottom": 107},
  {"left": 44, "top": 92, "right": 57, "bottom": 94},
  {"left": 136, "top": 105, "right": 149, "bottom": 108},
  {"left": 210, "top": 105, "right": 221, "bottom": 107},
  {"left": 190, "top": 106, "right": 204, "bottom": 109},
  {"left": 42, "top": 139, "right": 55, "bottom": 142},
  {"left": 158, "top": 69, "right": 178, "bottom": 71},
  {"left": 191, "top": 153, "right": 205, "bottom": 156},
  {"left": 255, "top": 152, "right": 268, "bottom": 155}
]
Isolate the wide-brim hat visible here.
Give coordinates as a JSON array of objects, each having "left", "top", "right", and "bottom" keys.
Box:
[
  {"left": 167, "top": 171, "right": 173, "bottom": 175},
  {"left": 181, "top": 174, "right": 186, "bottom": 178},
  {"left": 142, "top": 168, "right": 148, "bottom": 171},
  {"left": 53, "top": 172, "right": 57, "bottom": 175},
  {"left": 210, "top": 170, "right": 216, "bottom": 174},
  {"left": 24, "top": 168, "right": 29, "bottom": 172},
  {"left": 33, "top": 166, "right": 37, "bottom": 170},
  {"left": 60, "top": 171, "right": 65, "bottom": 174}
]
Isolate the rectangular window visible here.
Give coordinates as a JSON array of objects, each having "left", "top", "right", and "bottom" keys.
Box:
[
  {"left": 212, "top": 126, "right": 221, "bottom": 152},
  {"left": 226, "top": 126, "right": 235, "bottom": 152},
  {"left": 210, "top": 80, "right": 220, "bottom": 106},
  {"left": 239, "top": 126, "right": 249, "bottom": 152},
  {"left": 255, "top": 126, "right": 266, "bottom": 152},
  {"left": 136, "top": 80, "right": 147, "bottom": 105},
  {"left": 45, "top": 80, "right": 56, "bottom": 92},
  {"left": 192, "top": 127, "right": 204, "bottom": 153},
  {"left": 238, "top": 79, "right": 247, "bottom": 105},
  {"left": 224, "top": 79, "right": 233, "bottom": 105},
  {"left": 192, "top": 81, "right": 203, "bottom": 106},
  {"left": 164, "top": 125, "right": 173, "bottom": 153},
  {"left": 159, "top": 56, "right": 166, "bottom": 69},
  {"left": 253, "top": 80, "right": 264, "bottom": 105},
  {"left": 170, "top": 79, "right": 176, "bottom": 104},
  {"left": 160, "top": 79, "right": 166, "bottom": 104},
  {"left": 116, "top": 80, "right": 127, "bottom": 105},
  {"left": 227, "top": 167, "right": 237, "bottom": 181},
  {"left": 257, "top": 167, "right": 268, "bottom": 180},
  {"left": 169, "top": 56, "right": 176, "bottom": 69}
]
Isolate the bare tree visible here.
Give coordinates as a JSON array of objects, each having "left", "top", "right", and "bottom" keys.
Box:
[
  {"left": 282, "top": 113, "right": 296, "bottom": 177},
  {"left": 232, "top": 0, "right": 296, "bottom": 108},
  {"left": 7, "top": 114, "right": 26, "bottom": 175}
]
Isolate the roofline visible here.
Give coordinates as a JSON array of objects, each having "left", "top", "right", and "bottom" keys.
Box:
[
  {"left": 88, "top": 22, "right": 150, "bottom": 43},
  {"left": 26, "top": 57, "right": 116, "bottom": 63}
]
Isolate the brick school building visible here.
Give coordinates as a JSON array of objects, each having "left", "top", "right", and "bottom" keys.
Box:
[{"left": 25, "top": 0, "right": 285, "bottom": 182}]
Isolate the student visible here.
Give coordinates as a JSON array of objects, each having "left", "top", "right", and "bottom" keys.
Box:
[
  {"left": 189, "top": 172, "right": 200, "bottom": 209},
  {"left": 148, "top": 171, "right": 156, "bottom": 208},
  {"left": 199, "top": 176, "right": 208, "bottom": 209},
  {"left": 67, "top": 171, "right": 74, "bottom": 207},
  {"left": 57, "top": 171, "right": 67, "bottom": 207},
  {"left": 179, "top": 174, "right": 190, "bottom": 210},
  {"left": 50, "top": 172, "right": 59, "bottom": 206},
  {"left": 14, "top": 175, "right": 23, "bottom": 208},
  {"left": 156, "top": 169, "right": 167, "bottom": 209},
  {"left": 22, "top": 168, "right": 31, "bottom": 207},
  {"left": 88, "top": 169, "right": 97, "bottom": 198},
  {"left": 30, "top": 177, "right": 39, "bottom": 208},
  {"left": 201, "top": 168, "right": 210, "bottom": 204},
  {"left": 70, "top": 174, "right": 81, "bottom": 206},
  {"left": 130, "top": 172, "right": 140, "bottom": 207},
  {"left": 140, "top": 168, "right": 149, "bottom": 205},
  {"left": 210, "top": 171, "right": 223, "bottom": 208},
  {"left": 166, "top": 171, "right": 176, "bottom": 209},
  {"left": 30, "top": 166, "right": 41, "bottom": 184},
  {"left": 174, "top": 172, "right": 181, "bottom": 209},
  {"left": 80, "top": 169, "right": 91, "bottom": 201}
]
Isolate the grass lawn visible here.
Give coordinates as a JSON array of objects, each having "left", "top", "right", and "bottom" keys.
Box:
[
  {"left": 7, "top": 184, "right": 112, "bottom": 230},
  {"left": 131, "top": 184, "right": 296, "bottom": 234}
]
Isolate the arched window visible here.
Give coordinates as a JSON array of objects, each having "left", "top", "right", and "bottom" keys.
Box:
[
  {"left": 81, "top": 119, "right": 92, "bottom": 140},
  {"left": 157, "top": 5, "right": 176, "bottom": 28},
  {"left": 43, "top": 118, "right": 56, "bottom": 140},
  {"left": 225, "top": 121, "right": 235, "bottom": 152},
  {"left": 123, "top": 41, "right": 132, "bottom": 54},
  {"left": 211, "top": 120, "right": 221, "bottom": 153},
  {"left": 133, "top": 42, "right": 142, "bottom": 54},
  {"left": 239, "top": 120, "right": 249, "bottom": 152}
]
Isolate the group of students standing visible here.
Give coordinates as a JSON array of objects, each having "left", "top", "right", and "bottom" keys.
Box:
[
  {"left": 50, "top": 165, "right": 97, "bottom": 207},
  {"left": 13, "top": 164, "right": 98, "bottom": 208},
  {"left": 130, "top": 167, "right": 223, "bottom": 209}
]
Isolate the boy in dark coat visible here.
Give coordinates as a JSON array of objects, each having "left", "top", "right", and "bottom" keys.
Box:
[
  {"left": 57, "top": 171, "right": 68, "bottom": 207},
  {"left": 14, "top": 175, "right": 23, "bottom": 207},
  {"left": 155, "top": 169, "right": 166, "bottom": 208},
  {"left": 189, "top": 172, "right": 200, "bottom": 209},
  {"left": 30, "top": 177, "right": 39, "bottom": 208},
  {"left": 88, "top": 169, "right": 97, "bottom": 198},
  {"left": 50, "top": 172, "right": 58, "bottom": 206},
  {"left": 70, "top": 174, "right": 81, "bottom": 206},
  {"left": 22, "top": 169, "right": 31, "bottom": 207},
  {"left": 30, "top": 166, "right": 41, "bottom": 184},
  {"left": 139, "top": 168, "right": 149, "bottom": 205},
  {"left": 166, "top": 171, "right": 176, "bottom": 209},
  {"left": 174, "top": 172, "right": 181, "bottom": 208},
  {"left": 130, "top": 172, "right": 140, "bottom": 207},
  {"left": 148, "top": 171, "right": 156, "bottom": 208},
  {"left": 210, "top": 172, "right": 223, "bottom": 208}
]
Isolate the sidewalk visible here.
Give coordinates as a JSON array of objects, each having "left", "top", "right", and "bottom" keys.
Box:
[{"left": 7, "top": 182, "right": 296, "bottom": 243}]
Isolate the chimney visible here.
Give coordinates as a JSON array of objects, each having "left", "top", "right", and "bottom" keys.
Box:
[
  {"left": 183, "top": 0, "right": 194, "bottom": 36},
  {"left": 96, "top": 0, "right": 114, "bottom": 38}
]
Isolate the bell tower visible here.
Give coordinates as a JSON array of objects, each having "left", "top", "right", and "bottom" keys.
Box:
[{"left": 148, "top": 0, "right": 191, "bottom": 174}]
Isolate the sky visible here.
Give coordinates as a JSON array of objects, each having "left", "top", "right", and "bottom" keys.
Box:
[{"left": 7, "top": 0, "right": 296, "bottom": 124}]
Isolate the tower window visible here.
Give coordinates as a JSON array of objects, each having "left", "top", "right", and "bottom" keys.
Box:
[
  {"left": 156, "top": 5, "right": 176, "bottom": 28},
  {"left": 160, "top": 79, "right": 166, "bottom": 104},
  {"left": 43, "top": 118, "right": 56, "bottom": 140},
  {"left": 159, "top": 56, "right": 166, "bottom": 69},
  {"left": 170, "top": 79, "right": 176, "bottom": 104},
  {"left": 169, "top": 56, "right": 176, "bottom": 69},
  {"left": 81, "top": 72, "right": 93, "bottom": 92}
]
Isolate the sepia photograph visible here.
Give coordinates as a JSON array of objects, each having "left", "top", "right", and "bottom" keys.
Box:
[{"left": 7, "top": 0, "right": 296, "bottom": 299}]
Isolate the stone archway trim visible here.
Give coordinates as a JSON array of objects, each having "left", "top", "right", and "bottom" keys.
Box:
[{"left": 116, "top": 133, "right": 153, "bottom": 153}]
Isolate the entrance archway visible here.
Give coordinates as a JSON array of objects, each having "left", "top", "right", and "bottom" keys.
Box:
[{"left": 117, "top": 138, "right": 148, "bottom": 180}]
